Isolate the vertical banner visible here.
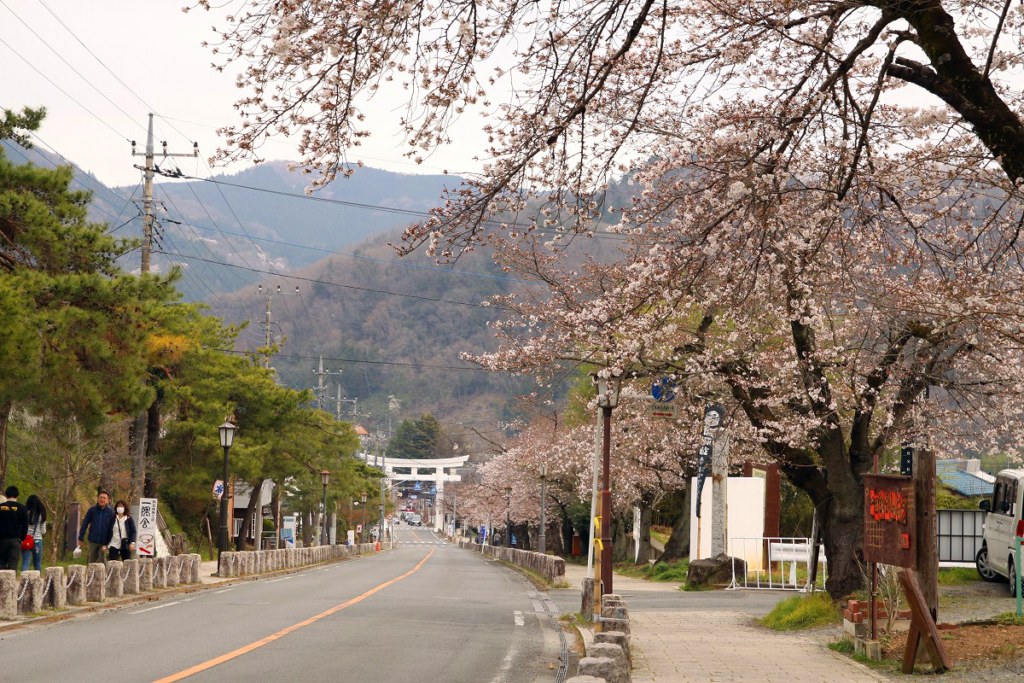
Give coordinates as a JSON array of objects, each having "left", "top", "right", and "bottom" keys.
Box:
[
  {"left": 694, "top": 404, "right": 724, "bottom": 518},
  {"left": 633, "top": 506, "right": 641, "bottom": 563},
  {"left": 136, "top": 497, "right": 158, "bottom": 557},
  {"left": 282, "top": 515, "right": 296, "bottom": 548}
]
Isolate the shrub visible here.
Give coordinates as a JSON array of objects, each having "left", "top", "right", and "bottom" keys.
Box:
[{"left": 759, "top": 593, "right": 840, "bottom": 631}]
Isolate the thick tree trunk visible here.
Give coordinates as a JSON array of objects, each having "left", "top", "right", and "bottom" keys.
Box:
[
  {"left": 549, "top": 520, "right": 564, "bottom": 556},
  {"left": 658, "top": 484, "right": 691, "bottom": 564},
  {"left": 819, "top": 485, "right": 865, "bottom": 599},
  {"left": 611, "top": 515, "right": 630, "bottom": 562},
  {"left": 0, "top": 400, "right": 10, "bottom": 489},
  {"left": 270, "top": 481, "right": 281, "bottom": 544},
  {"left": 234, "top": 478, "right": 264, "bottom": 551}
]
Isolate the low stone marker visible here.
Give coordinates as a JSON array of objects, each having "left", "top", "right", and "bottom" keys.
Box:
[
  {"left": 0, "top": 570, "right": 16, "bottom": 619},
  {"left": 595, "top": 630, "right": 631, "bottom": 665},
  {"left": 589, "top": 643, "right": 628, "bottom": 674},
  {"left": 66, "top": 565, "right": 87, "bottom": 605},
  {"left": 107, "top": 561, "right": 124, "bottom": 598},
  {"left": 123, "top": 560, "right": 139, "bottom": 594},
  {"left": 17, "top": 570, "right": 44, "bottom": 614},
  {"left": 189, "top": 554, "right": 201, "bottom": 583},
  {"left": 45, "top": 566, "right": 66, "bottom": 609},
  {"left": 86, "top": 563, "right": 106, "bottom": 602},
  {"left": 139, "top": 558, "right": 154, "bottom": 591},
  {"left": 153, "top": 557, "right": 168, "bottom": 589},
  {"left": 578, "top": 656, "right": 627, "bottom": 683}
]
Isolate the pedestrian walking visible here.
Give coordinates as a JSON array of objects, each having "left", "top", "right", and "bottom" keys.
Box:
[
  {"left": 106, "top": 500, "right": 136, "bottom": 561},
  {"left": 77, "top": 491, "right": 115, "bottom": 564},
  {"left": 20, "top": 495, "right": 46, "bottom": 571},
  {"left": 0, "top": 486, "right": 28, "bottom": 571}
]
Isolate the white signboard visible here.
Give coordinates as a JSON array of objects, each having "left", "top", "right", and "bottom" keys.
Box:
[
  {"left": 281, "top": 515, "right": 296, "bottom": 548},
  {"left": 136, "top": 497, "right": 158, "bottom": 557},
  {"left": 648, "top": 403, "right": 678, "bottom": 419},
  {"left": 633, "top": 506, "right": 642, "bottom": 563},
  {"left": 347, "top": 530, "right": 355, "bottom": 546},
  {"left": 212, "top": 480, "right": 224, "bottom": 500}
]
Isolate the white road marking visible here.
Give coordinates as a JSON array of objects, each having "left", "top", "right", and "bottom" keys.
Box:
[
  {"left": 266, "top": 576, "right": 293, "bottom": 583},
  {"left": 129, "top": 597, "right": 193, "bottom": 615},
  {"left": 213, "top": 588, "right": 233, "bottom": 594},
  {"left": 513, "top": 611, "right": 525, "bottom": 626}
]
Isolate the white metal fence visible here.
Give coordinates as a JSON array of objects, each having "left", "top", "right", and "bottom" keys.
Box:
[
  {"left": 937, "top": 509, "right": 985, "bottom": 564},
  {"left": 726, "top": 536, "right": 827, "bottom": 591}
]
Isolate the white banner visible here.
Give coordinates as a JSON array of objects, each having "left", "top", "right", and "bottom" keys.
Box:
[
  {"left": 633, "top": 506, "right": 641, "bottom": 563},
  {"left": 136, "top": 498, "right": 158, "bottom": 557}
]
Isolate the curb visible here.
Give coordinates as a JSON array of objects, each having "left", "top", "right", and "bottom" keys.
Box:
[{"left": 0, "top": 543, "right": 399, "bottom": 633}]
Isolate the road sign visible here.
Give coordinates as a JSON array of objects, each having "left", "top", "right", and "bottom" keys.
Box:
[
  {"left": 651, "top": 377, "right": 677, "bottom": 402},
  {"left": 136, "top": 497, "right": 158, "bottom": 557},
  {"left": 430, "top": 486, "right": 436, "bottom": 495},
  {"left": 212, "top": 480, "right": 224, "bottom": 500},
  {"left": 413, "top": 481, "right": 422, "bottom": 491},
  {"left": 386, "top": 513, "right": 393, "bottom": 521},
  {"left": 648, "top": 402, "right": 678, "bottom": 419},
  {"left": 357, "top": 524, "right": 363, "bottom": 533}
]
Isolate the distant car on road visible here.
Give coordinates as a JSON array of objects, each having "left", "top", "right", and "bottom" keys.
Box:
[{"left": 408, "top": 514, "right": 422, "bottom": 526}]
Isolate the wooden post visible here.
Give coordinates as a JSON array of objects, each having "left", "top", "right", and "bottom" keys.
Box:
[{"left": 915, "top": 447, "right": 938, "bottom": 620}]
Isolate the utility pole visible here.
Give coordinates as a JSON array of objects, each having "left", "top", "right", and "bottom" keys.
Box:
[
  {"left": 312, "top": 356, "right": 341, "bottom": 411},
  {"left": 256, "top": 284, "right": 279, "bottom": 370},
  {"left": 129, "top": 113, "right": 197, "bottom": 503}
]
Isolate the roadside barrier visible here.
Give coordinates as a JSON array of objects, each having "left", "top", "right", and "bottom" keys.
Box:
[
  {"left": 570, "top": 593, "right": 633, "bottom": 683},
  {"left": 218, "top": 540, "right": 395, "bottom": 578},
  {"left": 725, "top": 536, "right": 827, "bottom": 591},
  {"left": 457, "top": 540, "right": 566, "bottom": 583}
]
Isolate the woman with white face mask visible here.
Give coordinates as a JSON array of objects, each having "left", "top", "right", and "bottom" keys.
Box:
[{"left": 106, "top": 500, "right": 137, "bottom": 561}]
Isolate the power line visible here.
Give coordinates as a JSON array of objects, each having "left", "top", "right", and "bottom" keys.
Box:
[
  {"left": 210, "top": 348, "right": 492, "bottom": 372},
  {"left": 153, "top": 250, "right": 510, "bottom": 311}
]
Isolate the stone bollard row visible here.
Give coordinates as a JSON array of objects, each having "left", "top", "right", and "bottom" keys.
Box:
[
  {"left": 123, "top": 560, "right": 139, "bottom": 594},
  {"left": 67, "top": 565, "right": 87, "bottom": 605},
  {"left": 0, "top": 570, "right": 16, "bottom": 619},
  {"left": 571, "top": 594, "right": 633, "bottom": 683},
  {"left": 86, "top": 563, "right": 106, "bottom": 603},
  {"left": 17, "top": 570, "right": 44, "bottom": 615},
  {"left": 140, "top": 558, "right": 154, "bottom": 591},
  {"left": 107, "top": 561, "right": 124, "bottom": 599},
  {"left": 45, "top": 567, "right": 66, "bottom": 610}
]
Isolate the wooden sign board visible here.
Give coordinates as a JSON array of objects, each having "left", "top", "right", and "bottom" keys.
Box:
[{"left": 862, "top": 474, "right": 916, "bottom": 569}]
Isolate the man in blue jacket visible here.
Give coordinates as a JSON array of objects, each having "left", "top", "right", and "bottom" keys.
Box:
[{"left": 78, "top": 491, "right": 115, "bottom": 564}]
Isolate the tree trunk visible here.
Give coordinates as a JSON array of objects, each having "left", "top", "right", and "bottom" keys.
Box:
[
  {"left": 611, "top": 515, "right": 630, "bottom": 562},
  {"left": 143, "top": 399, "right": 160, "bottom": 498},
  {"left": 234, "top": 478, "right": 264, "bottom": 551},
  {"left": 560, "top": 505, "right": 575, "bottom": 552},
  {"left": 819, "top": 490, "right": 865, "bottom": 599},
  {"left": 0, "top": 400, "right": 10, "bottom": 489},
  {"left": 549, "top": 520, "right": 564, "bottom": 556},
  {"left": 658, "top": 484, "right": 691, "bottom": 564},
  {"left": 270, "top": 481, "right": 281, "bottom": 545}
]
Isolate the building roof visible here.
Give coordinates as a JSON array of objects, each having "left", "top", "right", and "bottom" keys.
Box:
[
  {"left": 354, "top": 425, "right": 369, "bottom": 436},
  {"left": 936, "top": 460, "right": 994, "bottom": 497}
]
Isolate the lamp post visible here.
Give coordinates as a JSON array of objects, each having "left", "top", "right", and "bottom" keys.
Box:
[
  {"left": 360, "top": 492, "right": 367, "bottom": 544},
  {"left": 538, "top": 463, "right": 547, "bottom": 555},
  {"left": 505, "top": 486, "right": 512, "bottom": 548},
  {"left": 216, "top": 421, "right": 237, "bottom": 576},
  {"left": 320, "top": 470, "right": 330, "bottom": 546},
  {"left": 378, "top": 503, "right": 385, "bottom": 542},
  {"left": 594, "top": 373, "right": 622, "bottom": 595}
]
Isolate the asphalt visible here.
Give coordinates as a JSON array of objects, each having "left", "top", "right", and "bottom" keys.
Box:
[{"left": 0, "top": 526, "right": 562, "bottom": 683}]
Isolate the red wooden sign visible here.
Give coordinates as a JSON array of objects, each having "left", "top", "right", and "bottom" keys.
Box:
[{"left": 863, "top": 474, "right": 916, "bottom": 569}]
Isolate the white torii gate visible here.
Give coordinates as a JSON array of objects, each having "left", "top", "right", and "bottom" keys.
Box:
[{"left": 358, "top": 453, "right": 470, "bottom": 531}]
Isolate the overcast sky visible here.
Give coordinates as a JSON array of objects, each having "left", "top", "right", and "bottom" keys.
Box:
[{"left": 1, "top": 0, "right": 487, "bottom": 187}]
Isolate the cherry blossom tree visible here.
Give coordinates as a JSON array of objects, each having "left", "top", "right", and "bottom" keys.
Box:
[{"left": 200, "top": 1, "right": 1024, "bottom": 596}]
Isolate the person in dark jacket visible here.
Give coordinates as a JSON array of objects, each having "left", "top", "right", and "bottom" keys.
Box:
[
  {"left": 106, "top": 500, "right": 136, "bottom": 561},
  {"left": 77, "top": 491, "right": 115, "bottom": 565},
  {"left": 0, "top": 485, "right": 29, "bottom": 571}
]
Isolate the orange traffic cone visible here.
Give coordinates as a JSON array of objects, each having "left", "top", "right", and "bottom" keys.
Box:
[{"left": 375, "top": 540, "right": 380, "bottom": 552}]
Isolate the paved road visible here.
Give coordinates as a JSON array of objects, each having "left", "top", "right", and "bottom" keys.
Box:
[{"left": 0, "top": 526, "right": 562, "bottom": 683}]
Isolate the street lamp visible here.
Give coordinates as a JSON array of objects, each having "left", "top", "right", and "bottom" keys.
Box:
[
  {"left": 360, "top": 491, "right": 367, "bottom": 544},
  {"left": 217, "top": 421, "right": 237, "bottom": 576},
  {"left": 378, "top": 503, "right": 385, "bottom": 542},
  {"left": 594, "top": 372, "right": 622, "bottom": 595},
  {"left": 538, "top": 463, "right": 548, "bottom": 555},
  {"left": 505, "top": 485, "right": 513, "bottom": 548},
  {"left": 320, "top": 470, "right": 330, "bottom": 546}
]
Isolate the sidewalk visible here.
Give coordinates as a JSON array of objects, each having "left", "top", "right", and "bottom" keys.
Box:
[{"left": 560, "top": 564, "right": 884, "bottom": 683}]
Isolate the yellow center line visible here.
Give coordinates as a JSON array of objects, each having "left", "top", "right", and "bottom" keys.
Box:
[
  {"left": 152, "top": 549, "right": 435, "bottom": 683},
  {"left": 410, "top": 529, "right": 422, "bottom": 542}
]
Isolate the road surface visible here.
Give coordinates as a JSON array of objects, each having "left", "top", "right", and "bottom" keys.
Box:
[{"left": 0, "top": 526, "right": 563, "bottom": 683}]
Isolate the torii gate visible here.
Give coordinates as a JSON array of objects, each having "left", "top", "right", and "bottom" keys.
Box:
[{"left": 358, "top": 453, "right": 470, "bottom": 531}]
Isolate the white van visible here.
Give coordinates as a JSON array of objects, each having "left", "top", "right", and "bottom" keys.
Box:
[{"left": 976, "top": 469, "right": 1024, "bottom": 597}]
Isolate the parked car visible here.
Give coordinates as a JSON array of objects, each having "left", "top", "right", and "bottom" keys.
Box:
[
  {"left": 408, "top": 514, "right": 422, "bottom": 526},
  {"left": 976, "top": 469, "right": 1024, "bottom": 597}
]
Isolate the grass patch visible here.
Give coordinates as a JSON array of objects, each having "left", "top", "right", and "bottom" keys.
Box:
[
  {"left": 614, "top": 559, "right": 689, "bottom": 583},
  {"left": 681, "top": 581, "right": 709, "bottom": 592},
  {"left": 758, "top": 593, "right": 841, "bottom": 631},
  {"left": 938, "top": 567, "right": 981, "bottom": 585},
  {"left": 995, "top": 612, "right": 1024, "bottom": 626},
  {"left": 828, "top": 639, "right": 854, "bottom": 654},
  {"left": 650, "top": 529, "right": 670, "bottom": 546}
]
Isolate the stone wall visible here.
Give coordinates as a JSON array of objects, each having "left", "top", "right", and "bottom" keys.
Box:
[
  {"left": 218, "top": 541, "right": 394, "bottom": 578},
  {"left": 457, "top": 540, "right": 566, "bottom": 583},
  {"left": 569, "top": 593, "right": 633, "bottom": 683}
]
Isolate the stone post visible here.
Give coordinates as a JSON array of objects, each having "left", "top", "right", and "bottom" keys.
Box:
[
  {"left": 86, "top": 563, "right": 106, "bottom": 602},
  {"left": 152, "top": 557, "right": 168, "bottom": 589},
  {"left": 45, "top": 567, "right": 67, "bottom": 610},
  {"left": 17, "top": 571, "right": 43, "bottom": 614},
  {"left": 123, "top": 560, "right": 139, "bottom": 594},
  {"left": 107, "top": 561, "right": 124, "bottom": 598},
  {"left": 0, "top": 570, "right": 16, "bottom": 619},
  {"left": 166, "top": 556, "right": 180, "bottom": 587},
  {"left": 66, "top": 565, "right": 87, "bottom": 605},
  {"left": 139, "top": 558, "right": 154, "bottom": 591},
  {"left": 189, "top": 554, "right": 202, "bottom": 583}
]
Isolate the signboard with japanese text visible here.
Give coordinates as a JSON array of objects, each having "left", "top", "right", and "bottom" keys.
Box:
[
  {"left": 136, "top": 497, "right": 158, "bottom": 557},
  {"left": 282, "top": 515, "right": 296, "bottom": 548},
  {"left": 694, "top": 404, "right": 724, "bottom": 518},
  {"left": 863, "top": 474, "right": 916, "bottom": 568}
]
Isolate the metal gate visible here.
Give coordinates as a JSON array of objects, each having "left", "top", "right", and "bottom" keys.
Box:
[{"left": 937, "top": 509, "right": 985, "bottom": 563}]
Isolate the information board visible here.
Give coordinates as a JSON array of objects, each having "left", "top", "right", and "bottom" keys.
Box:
[
  {"left": 136, "top": 497, "right": 158, "bottom": 557},
  {"left": 862, "top": 474, "right": 916, "bottom": 568}
]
